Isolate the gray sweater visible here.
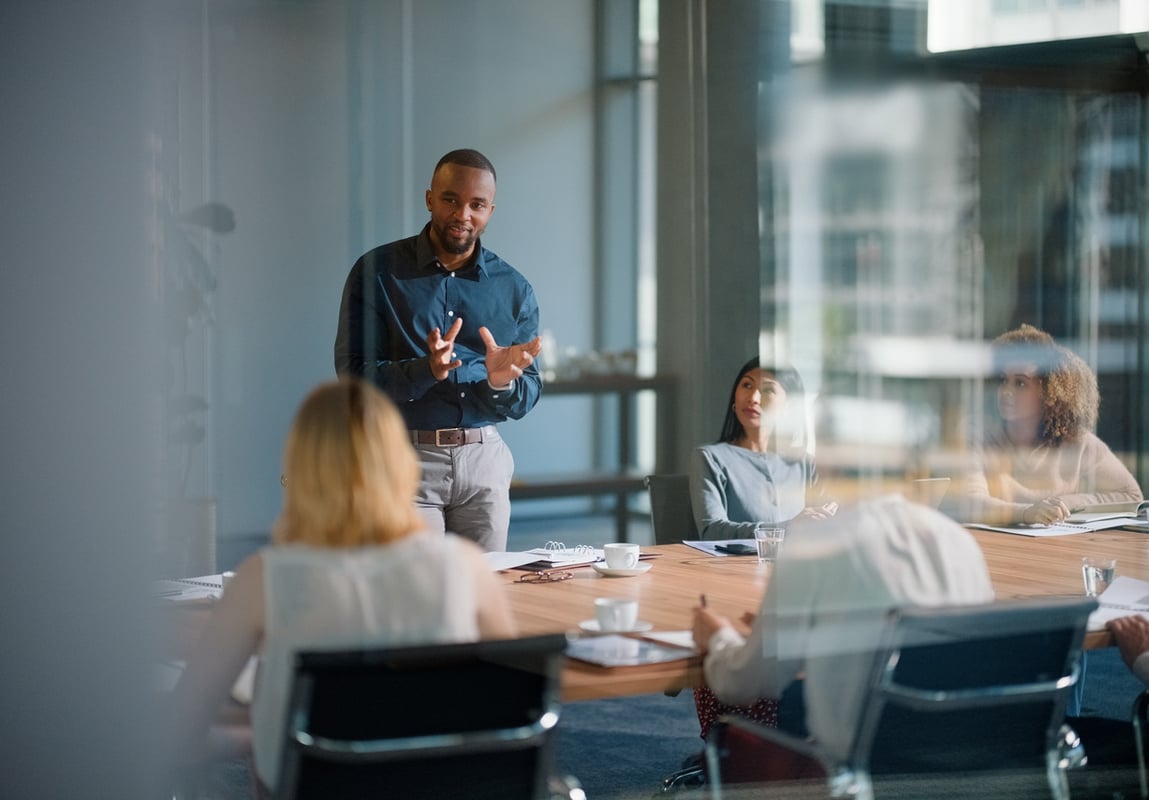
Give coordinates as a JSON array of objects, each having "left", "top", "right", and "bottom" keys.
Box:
[{"left": 690, "top": 442, "right": 818, "bottom": 540}]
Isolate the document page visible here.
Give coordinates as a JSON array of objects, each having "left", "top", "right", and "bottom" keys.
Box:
[
  {"left": 1088, "top": 576, "right": 1149, "bottom": 630},
  {"left": 966, "top": 517, "right": 1132, "bottom": 537}
]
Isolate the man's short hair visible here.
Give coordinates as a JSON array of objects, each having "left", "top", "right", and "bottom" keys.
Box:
[{"left": 434, "top": 149, "right": 497, "bottom": 183}]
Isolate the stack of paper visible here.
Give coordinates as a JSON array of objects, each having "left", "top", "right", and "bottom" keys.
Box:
[
  {"left": 1088, "top": 575, "right": 1149, "bottom": 631},
  {"left": 1068, "top": 500, "right": 1149, "bottom": 524}
]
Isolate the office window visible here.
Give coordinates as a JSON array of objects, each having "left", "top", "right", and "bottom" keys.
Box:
[
  {"left": 759, "top": 10, "right": 1147, "bottom": 490},
  {"left": 931, "top": 0, "right": 1136, "bottom": 52}
]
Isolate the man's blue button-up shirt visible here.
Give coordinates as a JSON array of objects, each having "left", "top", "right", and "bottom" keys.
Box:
[{"left": 335, "top": 224, "right": 542, "bottom": 430}]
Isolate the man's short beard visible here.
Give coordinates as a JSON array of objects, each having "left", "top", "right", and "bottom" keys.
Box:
[
  {"left": 442, "top": 236, "right": 474, "bottom": 255},
  {"left": 436, "top": 222, "right": 477, "bottom": 255}
]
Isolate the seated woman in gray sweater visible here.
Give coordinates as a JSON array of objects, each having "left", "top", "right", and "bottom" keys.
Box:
[
  {"left": 691, "top": 357, "right": 836, "bottom": 541},
  {"left": 688, "top": 356, "right": 837, "bottom": 742}
]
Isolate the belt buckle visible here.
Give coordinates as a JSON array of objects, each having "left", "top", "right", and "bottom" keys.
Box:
[{"left": 434, "top": 428, "right": 461, "bottom": 447}]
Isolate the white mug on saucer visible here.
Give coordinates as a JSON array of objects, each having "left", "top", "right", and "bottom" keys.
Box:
[
  {"left": 594, "top": 597, "right": 639, "bottom": 631},
  {"left": 603, "top": 542, "right": 640, "bottom": 570}
]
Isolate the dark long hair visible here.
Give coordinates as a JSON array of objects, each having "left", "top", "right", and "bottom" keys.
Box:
[{"left": 717, "top": 357, "right": 806, "bottom": 445}]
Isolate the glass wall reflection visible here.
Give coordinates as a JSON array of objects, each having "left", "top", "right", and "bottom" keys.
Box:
[{"left": 760, "top": 6, "right": 1146, "bottom": 503}]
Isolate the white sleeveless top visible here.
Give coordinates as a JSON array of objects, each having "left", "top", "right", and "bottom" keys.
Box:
[{"left": 251, "top": 531, "right": 480, "bottom": 790}]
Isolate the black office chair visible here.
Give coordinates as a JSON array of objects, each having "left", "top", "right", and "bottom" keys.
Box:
[
  {"left": 706, "top": 597, "right": 1097, "bottom": 800},
  {"left": 275, "top": 633, "right": 584, "bottom": 800},
  {"left": 1133, "top": 689, "right": 1149, "bottom": 798},
  {"left": 644, "top": 474, "right": 696, "bottom": 545}
]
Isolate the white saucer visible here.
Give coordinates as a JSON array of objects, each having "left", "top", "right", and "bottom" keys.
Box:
[
  {"left": 578, "top": 619, "right": 654, "bottom": 634},
  {"left": 592, "top": 562, "right": 653, "bottom": 578}
]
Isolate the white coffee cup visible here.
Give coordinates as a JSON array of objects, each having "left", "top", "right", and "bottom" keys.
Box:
[
  {"left": 603, "top": 542, "right": 640, "bottom": 570},
  {"left": 594, "top": 597, "right": 639, "bottom": 632}
]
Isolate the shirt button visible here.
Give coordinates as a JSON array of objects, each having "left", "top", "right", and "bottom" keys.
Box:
[
  {"left": 451, "top": 351, "right": 457, "bottom": 358},
  {"left": 460, "top": 391, "right": 466, "bottom": 398},
  {"left": 448, "top": 310, "right": 455, "bottom": 317}
]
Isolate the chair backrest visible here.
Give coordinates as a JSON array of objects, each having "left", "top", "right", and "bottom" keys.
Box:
[
  {"left": 276, "top": 633, "right": 569, "bottom": 800},
  {"left": 644, "top": 474, "right": 696, "bottom": 545},
  {"left": 851, "top": 597, "right": 1096, "bottom": 779}
]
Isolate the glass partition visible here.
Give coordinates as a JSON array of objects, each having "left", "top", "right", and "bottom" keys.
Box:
[{"left": 759, "top": 11, "right": 1148, "bottom": 501}]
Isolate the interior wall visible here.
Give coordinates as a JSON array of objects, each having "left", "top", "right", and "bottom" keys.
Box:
[
  {"left": 657, "top": 0, "right": 765, "bottom": 471},
  {"left": 199, "top": 0, "right": 599, "bottom": 540},
  {"left": 1, "top": 2, "right": 162, "bottom": 794}
]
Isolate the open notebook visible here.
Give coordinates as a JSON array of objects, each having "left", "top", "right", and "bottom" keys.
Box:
[{"left": 1067, "top": 500, "right": 1149, "bottom": 524}]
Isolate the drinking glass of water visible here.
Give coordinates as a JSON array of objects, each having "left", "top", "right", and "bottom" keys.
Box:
[
  {"left": 1081, "top": 556, "right": 1116, "bottom": 597},
  {"left": 754, "top": 524, "right": 786, "bottom": 565}
]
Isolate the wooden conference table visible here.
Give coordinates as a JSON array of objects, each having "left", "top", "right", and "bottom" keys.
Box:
[{"left": 503, "top": 528, "right": 1149, "bottom": 702}]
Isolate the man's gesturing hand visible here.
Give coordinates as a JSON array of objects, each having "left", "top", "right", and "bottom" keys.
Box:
[
  {"left": 480, "top": 326, "right": 541, "bottom": 388},
  {"left": 426, "top": 317, "right": 463, "bottom": 381}
]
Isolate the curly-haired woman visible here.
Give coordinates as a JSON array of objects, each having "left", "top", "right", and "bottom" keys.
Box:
[{"left": 953, "top": 324, "right": 1141, "bottom": 526}]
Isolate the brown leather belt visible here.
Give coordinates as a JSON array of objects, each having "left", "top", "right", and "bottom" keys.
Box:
[{"left": 409, "top": 428, "right": 485, "bottom": 447}]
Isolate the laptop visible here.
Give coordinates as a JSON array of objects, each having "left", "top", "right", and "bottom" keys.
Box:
[{"left": 907, "top": 477, "right": 951, "bottom": 509}]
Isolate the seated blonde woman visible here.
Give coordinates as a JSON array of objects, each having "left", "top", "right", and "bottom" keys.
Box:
[
  {"left": 165, "top": 378, "right": 517, "bottom": 793},
  {"left": 949, "top": 324, "right": 1142, "bottom": 526}
]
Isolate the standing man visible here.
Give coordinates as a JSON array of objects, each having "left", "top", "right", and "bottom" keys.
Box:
[{"left": 335, "top": 149, "right": 542, "bottom": 551}]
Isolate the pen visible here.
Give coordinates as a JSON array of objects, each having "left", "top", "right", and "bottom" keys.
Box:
[{"left": 699, "top": 593, "right": 707, "bottom": 608}]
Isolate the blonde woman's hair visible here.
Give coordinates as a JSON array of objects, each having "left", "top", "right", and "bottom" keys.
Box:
[{"left": 273, "top": 379, "right": 423, "bottom": 547}]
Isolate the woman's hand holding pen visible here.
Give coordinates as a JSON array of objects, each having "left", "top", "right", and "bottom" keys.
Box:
[
  {"left": 1021, "top": 496, "right": 1071, "bottom": 526},
  {"left": 693, "top": 593, "right": 730, "bottom": 655}
]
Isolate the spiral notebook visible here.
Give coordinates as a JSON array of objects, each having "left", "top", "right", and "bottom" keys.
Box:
[
  {"left": 153, "top": 573, "right": 225, "bottom": 601},
  {"left": 515, "top": 541, "right": 605, "bottom": 571}
]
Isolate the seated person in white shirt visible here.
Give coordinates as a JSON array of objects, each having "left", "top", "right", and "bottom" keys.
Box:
[{"left": 692, "top": 494, "right": 995, "bottom": 766}]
